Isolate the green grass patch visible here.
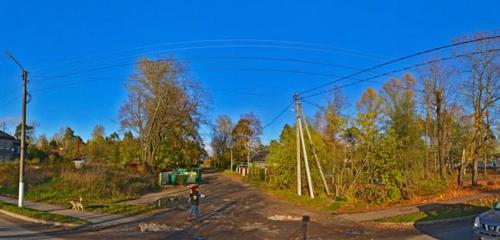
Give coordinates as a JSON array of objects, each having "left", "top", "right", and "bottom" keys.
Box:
[
  {"left": 86, "top": 203, "right": 156, "bottom": 215},
  {"left": 0, "top": 201, "right": 89, "bottom": 225},
  {"left": 377, "top": 203, "right": 489, "bottom": 223}
]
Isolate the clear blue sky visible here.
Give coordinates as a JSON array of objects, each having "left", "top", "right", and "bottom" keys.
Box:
[{"left": 0, "top": 0, "right": 499, "bottom": 144}]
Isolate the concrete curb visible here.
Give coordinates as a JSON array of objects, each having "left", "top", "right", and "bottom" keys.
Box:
[
  {"left": 0, "top": 208, "right": 82, "bottom": 228},
  {"left": 377, "top": 214, "right": 477, "bottom": 226}
]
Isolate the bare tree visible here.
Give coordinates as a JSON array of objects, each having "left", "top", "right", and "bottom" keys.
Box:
[
  {"left": 456, "top": 34, "right": 500, "bottom": 186},
  {"left": 420, "top": 61, "right": 455, "bottom": 179}
]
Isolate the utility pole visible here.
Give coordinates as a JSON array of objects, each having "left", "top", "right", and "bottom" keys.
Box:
[
  {"left": 294, "top": 93, "right": 302, "bottom": 196},
  {"left": 5, "top": 51, "right": 28, "bottom": 208},
  {"left": 230, "top": 146, "right": 233, "bottom": 172},
  {"left": 297, "top": 110, "right": 314, "bottom": 198},
  {"left": 294, "top": 93, "right": 314, "bottom": 198},
  {"left": 299, "top": 103, "right": 330, "bottom": 196}
]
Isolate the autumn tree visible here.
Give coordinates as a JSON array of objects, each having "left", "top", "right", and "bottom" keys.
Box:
[
  {"left": 383, "top": 74, "right": 425, "bottom": 170},
  {"left": 456, "top": 34, "right": 499, "bottom": 186},
  {"left": 231, "top": 113, "right": 262, "bottom": 166},
  {"left": 119, "top": 131, "right": 141, "bottom": 165},
  {"left": 420, "top": 61, "right": 455, "bottom": 179},
  {"left": 210, "top": 115, "right": 234, "bottom": 169},
  {"left": 353, "top": 88, "right": 383, "bottom": 185},
  {"left": 85, "top": 125, "right": 105, "bottom": 163},
  {"left": 120, "top": 58, "right": 205, "bottom": 169}
]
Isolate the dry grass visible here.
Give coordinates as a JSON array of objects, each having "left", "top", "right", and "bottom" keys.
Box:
[{"left": 0, "top": 162, "right": 160, "bottom": 215}]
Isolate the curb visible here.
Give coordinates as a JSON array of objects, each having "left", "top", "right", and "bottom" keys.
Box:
[
  {"left": 0, "top": 208, "right": 82, "bottom": 228},
  {"left": 377, "top": 214, "right": 477, "bottom": 226}
]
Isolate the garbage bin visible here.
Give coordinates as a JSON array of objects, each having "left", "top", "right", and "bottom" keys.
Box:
[
  {"left": 169, "top": 173, "right": 177, "bottom": 185},
  {"left": 186, "top": 172, "right": 197, "bottom": 184},
  {"left": 176, "top": 174, "right": 188, "bottom": 185},
  {"left": 159, "top": 172, "right": 171, "bottom": 186},
  {"left": 193, "top": 168, "right": 202, "bottom": 183}
]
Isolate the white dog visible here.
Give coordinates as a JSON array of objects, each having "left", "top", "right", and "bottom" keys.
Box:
[{"left": 70, "top": 197, "right": 84, "bottom": 211}]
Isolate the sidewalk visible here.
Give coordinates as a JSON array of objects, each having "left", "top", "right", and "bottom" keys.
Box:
[
  {"left": 338, "top": 192, "right": 496, "bottom": 222},
  {"left": 0, "top": 195, "right": 141, "bottom": 228},
  {"left": 124, "top": 184, "right": 194, "bottom": 205}
]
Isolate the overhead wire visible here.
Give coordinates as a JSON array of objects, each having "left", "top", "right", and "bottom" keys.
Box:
[
  {"left": 301, "top": 47, "right": 500, "bottom": 99},
  {"left": 299, "top": 34, "right": 500, "bottom": 96},
  {"left": 31, "top": 55, "right": 376, "bottom": 83},
  {"left": 262, "top": 100, "right": 294, "bottom": 129},
  {"left": 31, "top": 39, "right": 389, "bottom": 74}
]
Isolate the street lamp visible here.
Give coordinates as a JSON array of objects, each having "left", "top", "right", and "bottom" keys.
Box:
[{"left": 5, "top": 50, "right": 28, "bottom": 208}]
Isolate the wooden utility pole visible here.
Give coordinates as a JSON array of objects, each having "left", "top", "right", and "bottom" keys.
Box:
[
  {"left": 297, "top": 110, "right": 314, "bottom": 198},
  {"left": 5, "top": 51, "right": 28, "bottom": 207},
  {"left": 295, "top": 93, "right": 302, "bottom": 196},
  {"left": 299, "top": 104, "right": 330, "bottom": 196},
  {"left": 230, "top": 147, "right": 234, "bottom": 172}
]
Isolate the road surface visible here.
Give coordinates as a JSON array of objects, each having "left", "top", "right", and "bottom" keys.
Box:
[
  {"left": 0, "top": 212, "right": 65, "bottom": 240},
  {"left": 0, "top": 171, "right": 479, "bottom": 239},
  {"left": 409, "top": 220, "right": 474, "bottom": 240}
]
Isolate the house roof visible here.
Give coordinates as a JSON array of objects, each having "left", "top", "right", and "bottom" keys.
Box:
[{"left": 0, "top": 130, "right": 16, "bottom": 141}]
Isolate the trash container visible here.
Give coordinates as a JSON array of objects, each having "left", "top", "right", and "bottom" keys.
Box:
[
  {"left": 186, "top": 172, "right": 197, "bottom": 184},
  {"left": 169, "top": 173, "right": 177, "bottom": 185},
  {"left": 193, "top": 168, "right": 202, "bottom": 183},
  {"left": 176, "top": 174, "right": 188, "bottom": 185},
  {"left": 159, "top": 172, "right": 171, "bottom": 186}
]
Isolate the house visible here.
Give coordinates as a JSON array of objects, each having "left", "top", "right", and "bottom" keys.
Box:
[{"left": 0, "top": 130, "right": 20, "bottom": 162}]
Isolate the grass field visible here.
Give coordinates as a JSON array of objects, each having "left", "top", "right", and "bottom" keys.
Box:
[
  {"left": 0, "top": 162, "right": 159, "bottom": 215},
  {"left": 377, "top": 203, "right": 489, "bottom": 223}
]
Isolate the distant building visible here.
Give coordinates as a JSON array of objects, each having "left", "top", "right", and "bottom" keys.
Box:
[{"left": 0, "top": 130, "right": 20, "bottom": 162}]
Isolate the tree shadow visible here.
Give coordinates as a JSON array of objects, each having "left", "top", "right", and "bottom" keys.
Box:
[{"left": 413, "top": 203, "right": 488, "bottom": 240}]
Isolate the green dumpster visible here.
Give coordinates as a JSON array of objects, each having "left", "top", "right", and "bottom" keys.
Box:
[
  {"left": 176, "top": 174, "right": 188, "bottom": 185},
  {"left": 159, "top": 172, "right": 172, "bottom": 186},
  {"left": 169, "top": 173, "right": 177, "bottom": 185},
  {"left": 194, "top": 168, "right": 202, "bottom": 183}
]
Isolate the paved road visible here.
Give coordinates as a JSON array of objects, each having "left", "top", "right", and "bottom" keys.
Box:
[
  {"left": 408, "top": 220, "right": 474, "bottom": 240},
  {"left": 0, "top": 171, "right": 480, "bottom": 240},
  {"left": 0, "top": 212, "right": 65, "bottom": 240}
]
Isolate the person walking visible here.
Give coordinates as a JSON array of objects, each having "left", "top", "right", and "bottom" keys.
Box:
[{"left": 187, "top": 185, "right": 202, "bottom": 222}]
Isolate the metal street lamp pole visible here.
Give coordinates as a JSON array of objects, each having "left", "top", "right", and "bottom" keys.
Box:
[{"left": 5, "top": 51, "right": 28, "bottom": 208}]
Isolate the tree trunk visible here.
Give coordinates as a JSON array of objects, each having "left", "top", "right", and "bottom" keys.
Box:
[
  {"left": 472, "top": 149, "right": 479, "bottom": 186},
  {"left": 458, "top": 149, "right": 465, "bottom": 186}
]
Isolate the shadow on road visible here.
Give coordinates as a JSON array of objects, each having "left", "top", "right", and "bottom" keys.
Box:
[{"left": 413, "top": 203, "right": 486, "bottom": 240}]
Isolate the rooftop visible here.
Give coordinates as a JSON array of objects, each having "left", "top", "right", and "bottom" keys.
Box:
[{"left": 0, "top": 130, "right": 16, "bottom": 141}]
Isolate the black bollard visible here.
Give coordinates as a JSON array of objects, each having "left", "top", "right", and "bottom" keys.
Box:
[{"left": 302, "top": 215, "right": 310, "bottom": 240}]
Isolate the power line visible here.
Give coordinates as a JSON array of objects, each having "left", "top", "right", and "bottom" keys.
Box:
[
  {"left": 299, "top": 34, "right": 500, "bottom": 96},
  {"left": 301, "top": 99, "right": 325, "bottom": 110},
  {"left": 301, "top": 47, "right": 500, "bottom": 99},
  {"left": 263, "top": 101, "right": 294, "bottom": 129},
  {"left": 31, "top": 39, "right": 389, "bottom": 74},
  {"left": 31, "top": 55, "right": 374, "bottom": 83},
  {"left": 33, "top": 44, "right": 378, "bottom": 76}
]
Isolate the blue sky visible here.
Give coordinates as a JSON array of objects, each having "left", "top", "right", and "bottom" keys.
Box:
[{"left": 0, "top": 0, "right": 499, "bottom": 144}]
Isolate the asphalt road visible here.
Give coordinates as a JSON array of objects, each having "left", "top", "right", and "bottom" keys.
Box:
[
  {"left": 0, "top": 212, "right": 65, "bottom": 240},
  {"left": 0, "top": 172, "right": 481, "bottom": 240},
  {"left": 408, "top": 220, "right": 474, "bottom": 240}
]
